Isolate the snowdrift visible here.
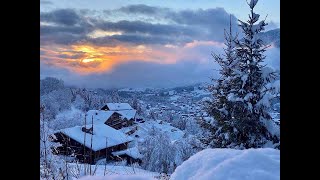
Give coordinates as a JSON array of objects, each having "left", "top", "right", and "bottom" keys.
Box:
[
  {"left": 79, "top": 175, "right": 153, "bottom": 180},
  {"left": 171, "top": 148, "right": 279, "bottom": 180}
]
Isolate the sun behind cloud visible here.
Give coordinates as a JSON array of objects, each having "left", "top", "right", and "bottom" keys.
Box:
[
  {"left": 40, "top": 40, "right": 225, "bottom": 74},
  {"left": 82, "top": 58, "right": 95, "bottom": 63},
  {"left": 41, "top": 43, "right": 174, "bottom": 74}
]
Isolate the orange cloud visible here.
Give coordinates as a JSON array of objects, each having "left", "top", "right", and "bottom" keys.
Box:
[
  {"left": 40, "top": 40, "right": 223, "bottom": 74},
  {"left": 40, "top": 43, "right": 180, "bottom": 74}
]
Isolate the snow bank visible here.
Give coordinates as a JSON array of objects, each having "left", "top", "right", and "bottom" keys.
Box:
[
  {"left": 171, "top": 148, "right": 280, "bottom": 180},
  {"left": 78, "top": 175, "right": 154, "bottom": 180},
  {"left": 69, "top": 164, "right": 159, "bottom": 179}
]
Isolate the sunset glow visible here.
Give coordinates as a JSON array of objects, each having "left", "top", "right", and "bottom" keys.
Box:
[
  {"left": 40, "top": 0, "right": 279, "bottom": 87},
  {"left": 40, "top": 40, "right": 225, "bottom": 74},
  {"left": 82, "top": 58, "right": 95, "bottom": 63},
  {"left": 42, "top": 43, "right": 172, "bottom": 74}
]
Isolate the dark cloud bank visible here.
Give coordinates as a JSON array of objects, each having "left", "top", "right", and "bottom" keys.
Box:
[{"left": 40, "top": 5, "right": 239, "bottom": 46}]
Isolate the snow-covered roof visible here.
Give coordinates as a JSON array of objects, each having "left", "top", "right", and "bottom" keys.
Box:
[
  {"left": 58, "top": 124, "right": 133, "bottom": 151},
  {"left": 106, "top": 103, "right": 133, "bottom": 111},
  {"left": 86, "top": 109, "right": 136, "bottom": 124},
  {"left": 86, "top": 110, "right": 114, "bottom": 124},
  {"left": 117, "top": 110, "right": 137, "bottom": 120},
  {"left": 112, "top": 147, "right": 143, "bottom": 159}
]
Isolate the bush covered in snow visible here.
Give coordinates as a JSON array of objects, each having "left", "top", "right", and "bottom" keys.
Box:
[
  {"left": 50, "top": 107, "right": 85, "bottom": 130},
  {"left": 40, "top": 111, "right": 70, "bottom": 179},
  {"left": 139, "top": 131, "right": 176, "bottom": 174}
]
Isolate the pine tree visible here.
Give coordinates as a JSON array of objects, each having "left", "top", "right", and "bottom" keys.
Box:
[{"left": 205, "top": 0, "right": 279, "bottom": 149}]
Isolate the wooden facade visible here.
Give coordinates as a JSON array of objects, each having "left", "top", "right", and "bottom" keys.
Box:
[
  {"left": 53, "top": 132, "right": 130, "bottom": 164},
  {"left": 105, "top": 112, "right": 135, "bottom": 130}
]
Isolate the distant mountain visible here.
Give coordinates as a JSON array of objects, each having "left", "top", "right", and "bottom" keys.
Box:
[{"left": 258, "top": 28, "right": 280, "bottom": 48}]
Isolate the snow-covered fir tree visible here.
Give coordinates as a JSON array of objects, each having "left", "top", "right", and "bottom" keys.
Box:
[{"left": 204, "top": 0, "right": 279, "bottom": 149}]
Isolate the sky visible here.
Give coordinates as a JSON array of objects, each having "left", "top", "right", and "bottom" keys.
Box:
[{"left": 40, "top": 0, "right": 280, "bottom": 89}]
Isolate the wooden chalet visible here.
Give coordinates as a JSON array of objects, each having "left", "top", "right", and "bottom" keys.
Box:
[
  {"left": 52, "top": 102, "right": 141, "bottom": 164},
  {"left": 53, "top": 123, "right": 134, "bottom": 164},
  {"left": 85, "top": 109, "right": 136, "bottom": 130},
  {"left": 86, "top": 103, "right": 137, "bottom": 130},
  {"left": 104, "top": 111, "right": 136, "bottom": 129}
]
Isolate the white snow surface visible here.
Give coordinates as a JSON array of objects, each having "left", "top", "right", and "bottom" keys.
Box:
[
  {"left": 117, "top": 110, "right": 137, "bottom": 120},
  {"left": 201, "top": 97, "right": 211, "bottom": 102},
  {"left": 72, "top": 164, "right": 159, "bottom": 179},
  {"left": 135, "top": 121, "right": 184, "bottom": 142},
  {"left": 86, "top": 110, "right": 114, "bottom": 124},
  {"left": 58, "top": 124, "right": 133, "bottom": 151},
  {"left": 171, "top": 148, "right": 280, "bottom": 180},
  {"left": 170, "top": 95, "right": 180, "bottom": 101},
  {"left": 263, "top": 119, "right": 280, "bottom": 137},
  {"left": 78, "top": 175, "right": 153, "bottom": 180},
  {"left": 112, "top": 147, "right": 143, "bottom": 159},
  {"left": 106, "top": 103, "right": 133, "bottom": 111},
  {"left": 192, "top": 89, "right": 211, "bottom": 97}
]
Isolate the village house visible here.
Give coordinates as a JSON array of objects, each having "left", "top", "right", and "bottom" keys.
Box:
[
  {"left": 87, "top": 103, "right": 137, "bottom": 130},
  {"left": 53, "top": 123, "right": 133, "bottom": 164},
  {"left": 52, "top": 103, "right": 142, "bottom": 164}
]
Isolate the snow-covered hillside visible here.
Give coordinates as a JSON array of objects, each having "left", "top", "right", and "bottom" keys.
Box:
[{"left": 171, "top": 148, "right": 280, "bottom": 180}]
